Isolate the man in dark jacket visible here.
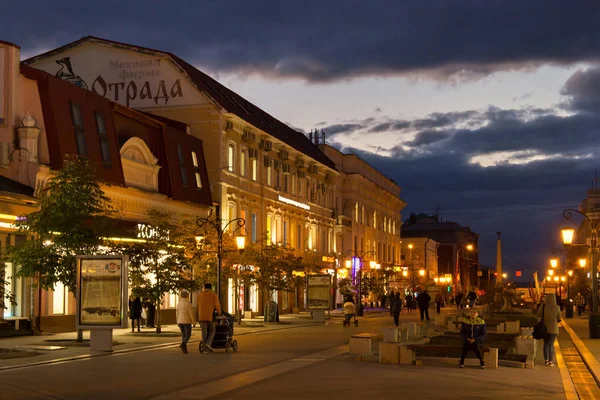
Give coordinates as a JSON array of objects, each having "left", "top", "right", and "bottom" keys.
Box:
[
  {"left": 416, "top": 290, "right": 431, "bottom": 321},
  {"left": 459, "top": 308, "right": 487, "bottom": 368},
  {"left": 467, "top": 289, "right": 478, "bottom": 309}
]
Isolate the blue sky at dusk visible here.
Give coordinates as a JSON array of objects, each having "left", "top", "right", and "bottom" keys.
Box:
[{"left": 4, "top": 1, "right": 600, "bottom": 278}]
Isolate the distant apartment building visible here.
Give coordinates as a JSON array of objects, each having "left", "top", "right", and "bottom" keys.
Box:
[{"left": 402, "top": 213, "right": 479, "bottom": 293}]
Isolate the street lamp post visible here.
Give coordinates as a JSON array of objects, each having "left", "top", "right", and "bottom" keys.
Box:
[
  {"left": 345, "top": 249, "right": 376, "bottom": 316},
  {"left": 549, "top": 251, "right": 574, "bottom": 318},
  {"left": 456, "top": 244, "right": 474, "bottom": 294},
  {"left": 562, "top": 208, "right": 600, "bottom": 338},
  {"left": 196, "top": 216, "right": 246, "bottom": 306}
]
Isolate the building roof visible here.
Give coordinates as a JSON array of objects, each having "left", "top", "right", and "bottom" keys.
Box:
[{"left": 23, "top": 36, "right": 337, "bottom": 171}]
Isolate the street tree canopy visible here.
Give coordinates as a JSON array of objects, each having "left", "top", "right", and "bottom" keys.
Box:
[{"left": 9, "top": 156, "right": 114, "bottom": 293}]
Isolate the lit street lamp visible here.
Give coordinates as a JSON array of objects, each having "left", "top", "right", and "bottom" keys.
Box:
[
  {"left": 455, "top": 244, "right": 474, "bottom": 294},
  {"left": 196, "top": 216, "right": 246, "bottom": 306},
  {"left": 562, "top": 208, "right": 600, "bottom": 338},
  {"left": 345, "top": 249, "right": 376, "bottom": 316}
]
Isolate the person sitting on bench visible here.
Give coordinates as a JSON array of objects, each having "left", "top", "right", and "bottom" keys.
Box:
[{"left": 459, "top": 308, "right": 487, "bottom": 369}]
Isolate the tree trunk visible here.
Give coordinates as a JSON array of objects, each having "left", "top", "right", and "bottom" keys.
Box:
[{"left": 156, "top": 302, "right": 161, "bottom": 334}]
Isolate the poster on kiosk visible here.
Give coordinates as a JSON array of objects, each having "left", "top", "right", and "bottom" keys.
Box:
[
  {"left": 76, "top": 255, "right": 129, "bottom": 331},
  {"left": 306, "top": 274, "right": 331, "bottom": 311}
]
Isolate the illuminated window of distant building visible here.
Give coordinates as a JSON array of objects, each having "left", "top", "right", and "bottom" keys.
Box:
[
  {"left": 283, "top": 220, "right": 288, "bottom": 246},
  {"left": 361, "top": 205, "right": 365, "bottom": 224},
  {"left": 266, "top": 214, "right": 272, "bottom": 244},
  {"left": 70, "top": 102, "right": 87, "bottom": 156},
  {"left": 251, "top": 159, "right": 257, "bottom": 181},
  {"left": 251, "top": 213, "right": 257, "bottom": 243},
  {"left": 355, "top": 202, "right": 359, "bottom": 222},
  {"left": 95, "top": 112, "right": 111, "bottom": 165},
  {"left": 169, "top": 293, "right": 178, "bottom": 308},
  {"left": 373, "top": 211, "right": 377, "bottom": 229},
  {"left": 297, "top": 224, "right": 302, "bottom": 249},
  {"left": 267, "top": 165, "right": 272, "bottom": 186},
  {"left": 228, "top": 144, "right": 235, "bottom": 172},
  {"left": 275, "top": 216, "right": 281, "bottom": 243},
  {"left": 177, "top": 144, "right": 187, "bottom": 186},
  {"left": 240, "top": 149, "right": 247, "bottom": 177},
  {"left": 228, "top": 203, "right": 236, "bottom": 232},
  {"left": 52, "top": 281, "right": 68, "bottom": 315}
]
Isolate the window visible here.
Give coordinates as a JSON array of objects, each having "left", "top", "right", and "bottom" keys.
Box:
[
  {"left": 177, "top": 145, "right": 187, "bottom": 186},
  {"left": 266, "top": 214, "right": 272, "bottom": 244},
  {"left": 191, "top": 151, "right": 202, "bottom": 189},
  {"left": 283, "top": 174, "right": 289, "bottom": 192},
  {"left": 228, "top": 144, "right": 235, "bottom": 172},
  {"left": 251, "top": 159, "right": 257, "bottom": 181},
  {"left": 70, "top": 103, "right": 87, "bottom": 156},
  {"left": 251, "top": 213, "right": 257, "bottom": 243},
  {"left": 283, "top": 220, "right": 288, "bottom": 245},
  {"left": 95, "top": 112, "right": 111, "bottom": 165},
  {"left": 52, "top": 281, "right": 68, "bottom": 315},
  {"left": 267, "top": 165, "right": 272, "bottom": 186},
  {"left": 240, "top": 149, "right": 247, "bottom": 177},
  {"left": 355, "top": 203, "right": 359, "bottom": 222},
  {"left": 297, "top": 225, "right": 301, "bottom": 249}
]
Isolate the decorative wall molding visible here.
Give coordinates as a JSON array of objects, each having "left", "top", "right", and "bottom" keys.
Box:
[{"left": 120, "top": 137, "right": 161, "bottom": 192}]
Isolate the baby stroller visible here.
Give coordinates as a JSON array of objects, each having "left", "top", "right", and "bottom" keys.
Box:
[
  {"left": 199, "top": 311, "right": 238, "bottom": 353},
  {"left": 342, "top": 301, "right": 359, "bottom": 327}
]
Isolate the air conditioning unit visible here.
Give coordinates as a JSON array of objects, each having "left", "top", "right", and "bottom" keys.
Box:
[
  {"left": 242, "top": 130, "right": 256, "bottom": 142},
  {"left": 296, "top": 170, "right": 306, "bottom": 178},
  {"left": 324, "top": 172, "right": 331, "bottom": 181},
  {"left": 260, "top": 139, "right": 273, "bottom": 151},
  {"left": 263, "top": 156, "right": 272, "bottom": 167},
  {"left": 248, "top": 148, "right": 259, "bottom": 159},
  {"left": 273, "top": 160, "right": 281, "bottom": 170},
  {"left": 278, "top": 149, "right": 289, "bottom": 160},
  {"left": 295, "top": 156, "right": 304, "bottom": 168},
  {"left": 282, "top": 163, "right": 291, "bottom": 174},
  {"left": 309, "top": 165, "right": 318, "bottom": 174},
  {"left": 224, "top": 120, "right": 234, "bottom": 131}
]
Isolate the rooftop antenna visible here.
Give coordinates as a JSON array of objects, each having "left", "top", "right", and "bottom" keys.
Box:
[
  {"left": 309, "top": 129, "right": 313, "bottom": 143},
  {"left": 321, "top": 129, "right": 325, "bottom": 145},
  {"left": 595, "top": 169, "right": 598, "bottom": 189}
]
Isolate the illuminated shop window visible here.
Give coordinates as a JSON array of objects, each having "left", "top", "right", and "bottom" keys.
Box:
[{"left": 52, "top": 281, "right": 68, "bottom": 315}]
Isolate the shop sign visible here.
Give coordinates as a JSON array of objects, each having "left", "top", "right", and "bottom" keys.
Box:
[
  {"left": 76, "top": 255, "right": 129, "bottom": 329},
  {"left": 321, "top": 255, "right": 335, "bottom": 263},
  {"left": 137, "top": 223, "right": 169, "bottom": 241}
]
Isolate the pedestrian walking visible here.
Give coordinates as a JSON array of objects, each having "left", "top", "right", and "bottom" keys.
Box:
[
  {"left": 391, "top": 292, "right": 402, "bottom": 326},
  {"left": 405, "top": 294, "right": 413, "bottom": 314},
  {"left": 176, "top": 291, "right": 195, "bottom": 354},
  {"left": 435, "top": 291, "right": 443, "bottom": 314},
  {"left": 537, "top": 293, "right": 562, "bottom": 366},
  {"left": 574, "top": 292, "right": 585, "bottom": 316},
  {"left": 387, "top": 290, "right": 394, "bottom": 316},
  {"left": 197, "top": 283, "right": 222, "bottom": 352},
  {"left": 417, "top": 290, "right": 431, "bottom": 321},
  {"left": 455, "top": 292, "right": 464, "bottom": 309},
  {"left": 129, "top": 295, "right": 142, "bottom": 333},
  {"left": 459, "top": 308, "right": 487, "bottom": 369},
  {"left": 467, "top": 289, "right": 478, "bottom": 309}
]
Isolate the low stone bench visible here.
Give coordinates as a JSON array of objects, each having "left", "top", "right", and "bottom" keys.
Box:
[
  {"left": 350, "top": 333, "right": 384, "bottom": 356},
  {"left": 405, "top": 344, "right": 498, "bottom": 368}
]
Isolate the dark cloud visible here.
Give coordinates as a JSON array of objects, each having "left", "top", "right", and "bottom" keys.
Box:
[
  {"left": 406, "top": 130, "right": 451, "bottom": 146},
  {"left": 562, "top": 66, "right": 600, "bottom": 113},
  {"left": 374, "top": 107, "right": 382, "bottom": 113},
  {"left": 5, "top": 1, "right": 600, "bottom": 82},
  {"left": 324, "top": 124, "right": 363, "bottom": 135},
  {"left": 323, "top": 66, "right": 600, "bottom": 271}
]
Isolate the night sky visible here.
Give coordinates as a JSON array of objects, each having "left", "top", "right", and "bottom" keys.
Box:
[{"left": 4, "top": 1, "right": 600, "bottom": 279}]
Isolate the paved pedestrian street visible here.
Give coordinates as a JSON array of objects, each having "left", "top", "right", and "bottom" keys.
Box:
[{"left": 0, "top": 311, "right": 567, "bottom": 400}]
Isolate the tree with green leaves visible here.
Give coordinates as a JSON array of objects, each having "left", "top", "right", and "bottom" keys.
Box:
[
  {"left": 0, "top": 270, "right": 16, "bottom": 316},
  {"left": 9, "top": 156, "right": 114, "bottom": 295},
  {"left": 113, "top": 209, "right": 198, "bottom": 333}
]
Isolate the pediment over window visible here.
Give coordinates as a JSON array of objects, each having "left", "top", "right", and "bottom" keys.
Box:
[{"left": 120, "top": 137, "right": 161, "bottom": 192}]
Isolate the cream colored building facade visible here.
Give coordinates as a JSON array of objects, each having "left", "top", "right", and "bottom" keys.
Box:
[
  {"left": 319, "top": 144, "right": 405, "bottom": 302},
  {"left": 26, "top": 37, "right": 341, "bottom": 314}
]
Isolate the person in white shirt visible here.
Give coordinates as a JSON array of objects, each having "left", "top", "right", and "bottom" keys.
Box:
[{"left": 176, "top": 291, "right": 196, "bottom": 354}]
